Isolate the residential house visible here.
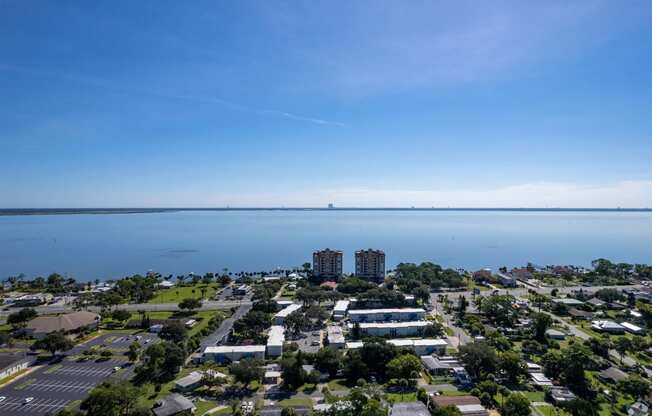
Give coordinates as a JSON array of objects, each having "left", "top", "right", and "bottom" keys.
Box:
[
  {"left": 599, "top": 367, "right": 628, "bottom": 384},
  {"left": 591, "top": 320, "right": 625, "bottom": 334},
  {"left": 390, "top": 401, "right": 429, "bottom": 416},
  {"left": 152, "top": 393, "right": 196, "bottom": 416}
]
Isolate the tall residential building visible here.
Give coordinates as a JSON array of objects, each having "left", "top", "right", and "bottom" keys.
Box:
[
  {"left": 355, "top": 249, "right": 386, "bottom": 282},
  {"left": 312, "top": 248, "right": 343, "bottom": 280}
]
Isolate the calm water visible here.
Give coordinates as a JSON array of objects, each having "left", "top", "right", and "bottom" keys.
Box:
[{"left": 0, "top": 210, "right": 650, "bottom": 281}]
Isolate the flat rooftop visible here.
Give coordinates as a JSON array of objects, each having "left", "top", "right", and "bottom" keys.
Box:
[
  {"left": 348, "top": 308, "right": 425, "bottom": 315},
  {"left": 267, "top": 326, "right": 285, "bottom": 347},
  {"left": 349, "top": 321, "right": 430, "bottom": 329},
  {"left": 204, "top": 345, "right": 266, "bottom": 354},
  {"left": 274, "top": 303, "right": 302, "bottom": 318}
]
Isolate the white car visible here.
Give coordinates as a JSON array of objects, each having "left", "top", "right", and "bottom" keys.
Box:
[
  {"left": 23, "top": 397, "right": 34, "bottom": 404},
  {"left": 113, "top": 366, "right": 121, "bottom": 372},
  {"left": 0, "top": 397, "right": 6, "bottom": 403}
]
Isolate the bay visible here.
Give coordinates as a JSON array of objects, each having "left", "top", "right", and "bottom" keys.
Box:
[{"left": 0, "top": 210, "right": 650, "bottom": 281}]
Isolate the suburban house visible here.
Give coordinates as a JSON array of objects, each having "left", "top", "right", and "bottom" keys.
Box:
[
  {"left": 390, "top": 401, "right": 429, "bottom": 416},
  {"left": 496, "top": 272, "right": 517, "bottom": 287},
  {"left": 599, "top": 367, "right": 628, "bottom": 384},
  {"left": 24, "top": 311, "right": 100, "bottom": 339},
  {"left": 591, "top": 320, "right": 625, "bottom": 334},
  {"left": 152, "top": 393, "right": 196, "bottom": 416},
  {"left": 431, "top": 396, "right": 488, "bottom": 416}
]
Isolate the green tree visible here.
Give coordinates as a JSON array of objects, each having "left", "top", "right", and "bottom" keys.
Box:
[
  {"left": 386, "top": 354, "right": 421, "bottom": 381},
  {"left": 178, "top": 297, "right": 202, "bottom": 312},
  {"left": 111, "top": 309, "right": 131, "bottom": 323},
  {"left": 458, "top": 342, "right": 497, "bottom": 380},
  {"left": 6, "top": 308, "right": 37, "bottom": 329},
  {"left": 80, "top": 381, "right": 141, "bottom": 416},
  {"left": 32, "top": 330, "right": 74, "bottom": 356},
  {"left": 314, "top": 347, "right": 341, "bottom": 378},
  {"left": 228, "top": 358, "right": 264, "bottom": 386},
  {"left": 498, "top": 351, "right": 527, "bottom": 384},
  {"left": 432, "top": 406, "right": 462, "bottom": 416},
  {"left": 342, "top": 350, "right": 369, "bottom": 382},
  {"left": 618, "top": 375, "right": 650, "bottom": 399},
  {"left": 159, "top": 321, "right": 187, "bottom": 344},
  {"left": 532, "top": 312, "right": 552, "bottom": 342},
  {"left": 281, "top": 352, "right": 306, "bottom": 390},
  {"left": 614, "top": 337, "right": 631, "bottom": 364},
  {"left": 501, "top": 393, "right": 530, "bottom": 416},
  {"left": 559, "top": 398, "right": 598, "bottom": 416},
  {"left": 127, "top": 341, "right": 141, "bottom": 362}
]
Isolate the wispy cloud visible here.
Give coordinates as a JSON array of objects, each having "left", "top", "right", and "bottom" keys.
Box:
[
  {"left": 257, "top": 1, "right": 652, "bottom": 96},
  {"left": 0, "top": 64, "right": 345, "bottom": 127}
]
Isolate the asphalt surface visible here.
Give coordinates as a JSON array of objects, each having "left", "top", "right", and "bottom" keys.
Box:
[
  {"left": 200, "top": 299, "right": 252, "bottom": 349},
  {"left": 0, "top": 332, "right": 158, "bottom": 416},
  {"left": 0, "top": 300, "right": 252, "bottom": 318}
]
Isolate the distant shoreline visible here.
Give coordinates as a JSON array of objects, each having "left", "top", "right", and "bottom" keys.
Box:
[{"left": 1, "top": 207, "right": 651, "bottom": 216}]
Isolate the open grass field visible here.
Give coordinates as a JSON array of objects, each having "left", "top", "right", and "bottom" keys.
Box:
[{"left": 148, "top": 283, "right": 222, "bottom": 303}]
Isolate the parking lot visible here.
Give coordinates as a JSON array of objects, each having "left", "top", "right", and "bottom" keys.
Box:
[
  {"left": 295, "top": 329, "right": 323, "bottom": 353},
  {"left": 0, "top": 332, "right": 159, "bottom": 416}
]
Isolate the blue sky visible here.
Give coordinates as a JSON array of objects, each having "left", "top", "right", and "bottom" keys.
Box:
[{"left": 1, "top": 0, "right": 651, "bottom": 208}]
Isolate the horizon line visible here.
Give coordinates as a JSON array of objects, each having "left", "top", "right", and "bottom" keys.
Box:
[{"left": 1, "top": 207, "right": 651, "bottom": 216}]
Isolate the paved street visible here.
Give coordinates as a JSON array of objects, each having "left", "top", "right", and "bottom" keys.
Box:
[
  {"left": 0, "top": 300, "right": 253, "bottom": 319},
  {"left": 200, "top": 299, "right": 252, "bottom": 349},
  {"left": 0, "top": 332, "right": 158, "bottom": 416}
]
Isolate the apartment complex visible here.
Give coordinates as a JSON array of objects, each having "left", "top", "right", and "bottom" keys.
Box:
[
  {"left": 313, "top": 248, "right": 343, "bottom": 280},
  {"left": 355, "top": 249, "right": 386, "bottom": 282}
]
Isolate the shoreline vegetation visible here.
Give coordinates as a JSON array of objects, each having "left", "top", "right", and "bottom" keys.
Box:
[{"left": 1, "top": 207, "right": 651, "bottom": 216}]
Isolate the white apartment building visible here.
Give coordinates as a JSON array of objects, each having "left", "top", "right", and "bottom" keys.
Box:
[
  {"left": 266, "top": 326, "right": 285, "bottom": 357},
  {"left": 349, "top": 321, "right": 431, "bottom": 337},
  {"left": 273, "top": 303, "right": 302, "bottom": 325},
  {"left": 203, "top": 345, "right": 266, "bottom": 363},
  {"left": 348, "top": 308, "right": 426, "bottom": 322}
]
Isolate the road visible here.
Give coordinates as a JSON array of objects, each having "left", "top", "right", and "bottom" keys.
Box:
[
  {"left": 0, "top": 300, "right": 252, "bottom": 318},
  {"left": 200, "top": 298, "right": 253, "bottom": 349}
]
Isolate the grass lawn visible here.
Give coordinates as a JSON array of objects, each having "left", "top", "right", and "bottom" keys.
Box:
[
  {"left": 107, "top": 310, "right": 226, "bottom": 338},
  {"left": 516, "top": 390, "right": 545, "bottom": 402},
  {"left": 535, "top": 405, "right": 569, "bottom": 416},
  {"left": 148, "top": 283, "right": 222, "bottom": 303},
  {"left": 441, "top": 390, "right": 470, "bottom": 396},
  {"left": 194, "top": 399, "right": 223, "bottom": 415},
  {"left": 385, "top": 392, "right": 417, "bottom": 403},
  {"left": 277, "top": 397, "right": 313, "bottom": 408},
  {"left": 327, "top": 379, "right": 352, "bottom": 391}
]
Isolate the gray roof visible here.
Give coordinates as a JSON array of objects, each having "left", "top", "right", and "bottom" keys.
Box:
[
  {"left": 599, "top": 367, "right": 628, "bottom": 382},
  {"left": 420, "top": 356, "right": 449, "bottom": 371},
  {"left": 152, "top": 393, "right": 196, "bottom": 416},
  {"left": 391, "top": 402, "right": 429, "bottom": 416},
  {"left": 587, "top": 297, "right": 606, "bottom": 306}
]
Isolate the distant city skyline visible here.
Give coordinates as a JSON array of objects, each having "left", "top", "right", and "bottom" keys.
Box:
[{"left": 1, "top": 1, "right": 651, "bottom": 208}]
